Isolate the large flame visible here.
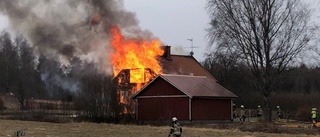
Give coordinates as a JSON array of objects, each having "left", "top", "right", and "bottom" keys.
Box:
[
  {"left": 110, "top": 26, "right": 164, "bottom": 107},
  {"left": 110, "top": 26, "right": 164, "bottom": 84}
]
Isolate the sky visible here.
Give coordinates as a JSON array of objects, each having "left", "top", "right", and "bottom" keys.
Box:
[
  {"left": 0, "top": 0, "right": 319, "bottom": 62},
  {"left": 123, "top": 0, "right": 320, "bottom": 62},
  {"left": 123, "top": 0, "right": 210, "bottom": 61}
]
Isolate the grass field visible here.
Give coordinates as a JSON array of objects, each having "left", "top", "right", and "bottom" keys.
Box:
[{"left": 1, "top": 119, "right": 320, "bottom": 137}]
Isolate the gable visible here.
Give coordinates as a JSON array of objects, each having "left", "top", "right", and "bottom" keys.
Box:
[
  {"left": 138, "top": 77, "right": 185, "bottom": 96},
  {"left": 133, "top": 74, "right": 237, "bottom": 99}
]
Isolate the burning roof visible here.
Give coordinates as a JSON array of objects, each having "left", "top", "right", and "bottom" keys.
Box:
[{"left": 110, "top": 26, "right": 164, "bottom": 83}]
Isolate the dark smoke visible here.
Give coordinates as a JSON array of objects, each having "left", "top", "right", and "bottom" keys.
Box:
[{"left": 0, "top": 0, "right": 154, "bottom": 74}]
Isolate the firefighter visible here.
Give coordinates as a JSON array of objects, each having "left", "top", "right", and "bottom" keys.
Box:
[
  {"left": 257, "top": 105, "right": 262, "bottom": 121},
  {"left": 311, "top": 108, "right": 317, "bottom": 126},
  {"left": 232, "top": 103, "right": 237, "bottom": 121},
  {"left": 240, "top": 105, "right": 246, "bottom": 123},
  {"left": 276, "top": 106, "right": 282, "bottom": 122},
  {"left": 169, "top": 117, "right": 182, "bottom": 137}
]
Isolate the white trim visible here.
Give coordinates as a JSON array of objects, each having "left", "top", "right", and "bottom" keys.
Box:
[
  {"left": 136, "top": 101, "right": 138, "bottom": 121},
  {"left": 231, "top": 100, "right": 233, "bottom": 120},
  {"left": 136, "top": 95, "right": 189, "bottom": 98},
  {"left": 189, "top": 98, "right": 192, "bottom": 121}
]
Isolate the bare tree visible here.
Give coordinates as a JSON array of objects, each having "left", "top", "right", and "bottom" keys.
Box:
[
  {"left": 206, "top": 0, "right": 317, "bottom": 121},
  {"left": 75, "top": 74, "right": 117, "bottom": 122}
]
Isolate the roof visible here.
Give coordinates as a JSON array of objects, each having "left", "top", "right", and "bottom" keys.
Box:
[
  {"left": 160, "top": 55, "right": 217, "bottom": 81},
  {"left": 132, "top": 74, "right": 237, "bottom": 99}
]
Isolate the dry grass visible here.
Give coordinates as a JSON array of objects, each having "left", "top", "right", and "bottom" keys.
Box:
[{"left": 1, "top": 119, "right": 320, "bottom": 137}]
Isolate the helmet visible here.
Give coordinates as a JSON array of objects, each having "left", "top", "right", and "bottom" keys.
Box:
[
  {"left": 172, "top": 117, "right": 177, "bottom": 122},
  {"left": 312, "top": 108, "right": 317, "bottom": 111},
  {"left": 241, "top": 105, "right": 244, "bottom": 108},
  {"left": 258, "top": 105, "right": 260, "bottom": 108}
]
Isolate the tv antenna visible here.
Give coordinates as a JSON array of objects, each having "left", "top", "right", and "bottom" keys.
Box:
[{"left": 186, "top": 38, "right": 199, "bottom": 56}]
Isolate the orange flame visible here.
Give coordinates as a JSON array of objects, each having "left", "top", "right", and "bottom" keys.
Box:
[{"left": 110, "top": 26, "right": 164, "bottom": 85}]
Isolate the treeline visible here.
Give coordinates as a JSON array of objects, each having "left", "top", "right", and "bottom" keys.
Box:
[
  {"left": 202, "top": 54, "right": 320, "bottom": 111},
  {"left": 0, "top": 30, "right": 122, "bottom": 122}
]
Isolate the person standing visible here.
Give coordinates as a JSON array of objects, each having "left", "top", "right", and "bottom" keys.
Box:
[
  {"left": 276, "top": 106, "right": 282, "bottom": 122},
  {"left": 257, "top": 105, "right": 262, "bottom": 121},
  {"left": 169, "top": 117, "right": 182, "bottom": 137},
  {"left": 311, "top": 108, "right": 318, "bottom": 126},
  {"left": 240, "top": 105, "right": 246, "bottom": 123},
  {"left": 232, "top": 103, "right": 237, "bottom": 121}
]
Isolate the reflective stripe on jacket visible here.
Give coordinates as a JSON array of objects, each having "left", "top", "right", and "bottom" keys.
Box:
[
  {"left": 240, "top": 109, "right": 245, "bottom": 116},
  {"left": 311, "top": 110, "right": 317, "bottom": 119},
  {"left": 171, "top": 123, "right": 181, "bottom": 135}
]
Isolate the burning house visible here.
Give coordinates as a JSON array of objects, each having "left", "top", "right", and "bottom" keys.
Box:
[
  {"left": 112, "top": 42, "right": 237, "bottom": 121},
  {"left": 110, "top": 26, "right": 164, "bottom": 114},
  {"left": 130, "top": 46, "right": 237, "bottom": 122},
  {"left": 132, "top": 74, "right": 237, "bottom": 122},
  {"left": 0, "top": 0, "right": 236, "bottom": 122}
]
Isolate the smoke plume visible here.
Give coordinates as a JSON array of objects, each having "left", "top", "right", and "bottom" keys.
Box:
[{"left": 0, "top": 0, "right": 153, "bottom": 74}]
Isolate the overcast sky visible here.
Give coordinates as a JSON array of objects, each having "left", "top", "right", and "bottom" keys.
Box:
[
  {"left": 0, "top": 0, "right": 319, "bottom": 62},
  {"left": 124, "top": 0, "right": 210, "bottom": 61},
  {"left": 123, "top": 0, "right": 320, "bottom": 62}
]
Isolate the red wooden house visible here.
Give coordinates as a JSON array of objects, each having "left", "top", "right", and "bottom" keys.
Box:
[{"left": 132, "top": 74, "right": 237, "bottom": 122}]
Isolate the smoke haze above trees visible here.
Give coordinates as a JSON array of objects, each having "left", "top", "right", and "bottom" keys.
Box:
[
  {"left": 0, "top": 0, "right": 159, "bottom": 118},
  {"left": 0, "top": 0, "right": 155, "bottom": 75},
  {"left": 0, "top": 31, "right": 119, "bottom": 117}
]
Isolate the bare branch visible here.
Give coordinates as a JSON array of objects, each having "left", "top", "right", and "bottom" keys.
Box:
[{"left": 206, "top": 0, "right": 317, "bottom": 121}]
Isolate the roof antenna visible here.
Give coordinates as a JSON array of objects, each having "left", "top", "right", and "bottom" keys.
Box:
[{"left": 186, "top": 38, "right": 199, "bottom": 56}]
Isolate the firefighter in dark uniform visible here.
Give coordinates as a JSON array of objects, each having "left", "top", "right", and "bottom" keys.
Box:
[
  {"left": 232, "top": 103, "right": 237, "bottom": 121},
  {"left": 169, "top": 117, "right": 182, "bottom": 137},
  {"left": 240, "top": 105, "right": 246, "bottom": 123},
  {"left": 276, "top": 106, "right": 282, "bottom": 122},
  {"left": 257, "top": 105, "right": 263, "bottom": 121},
  {"left": 311, "top": 108, "right": 318, "bottom": 127}
]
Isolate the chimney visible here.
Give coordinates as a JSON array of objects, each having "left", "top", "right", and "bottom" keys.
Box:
[{"left": 162, "top": 45, "right": 172, "bottom": 60}]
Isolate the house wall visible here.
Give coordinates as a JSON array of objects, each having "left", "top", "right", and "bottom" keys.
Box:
[
  {"left": 191, "top": 98, "right": 231, "bottom": 120},
  {"left": 136, "top": 78, "right": 189, "bottom": 121},
  {"left": 135, "top": 78, "right": 233, "bottom": 121},
  {"left": 137, "top": 97, "right": 189, "bottom": 121}
]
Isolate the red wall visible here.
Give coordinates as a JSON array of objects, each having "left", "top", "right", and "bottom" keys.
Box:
[
  {"left": 136, "top": 78, "right": 232, "bottom": 121},
  {"left": 137, "top": 97, "right": 189, "bottom": 121},
  {"left": 192, "top": 98, "right": 231, "bottom": 120},
  {"left": 139, "top": 78, "right": 184, "bottom": 96},
  {"left": 137, "top": 78, "right": 189, "bottom": 121}
]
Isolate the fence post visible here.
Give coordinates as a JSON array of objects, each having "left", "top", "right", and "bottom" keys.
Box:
[
  {"left": 248, "top": 109, "right": 250, "bottom": 122},
  {"left": 286, "top": 110, "right": 289, "bottom": 122}
]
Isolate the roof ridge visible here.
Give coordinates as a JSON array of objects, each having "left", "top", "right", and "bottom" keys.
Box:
[
  {"left": 161, "top": 74, "right": 207, "bottom": 78},
  {"left": 170, "top": 54, "right": 191, "bottom": 57}
]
